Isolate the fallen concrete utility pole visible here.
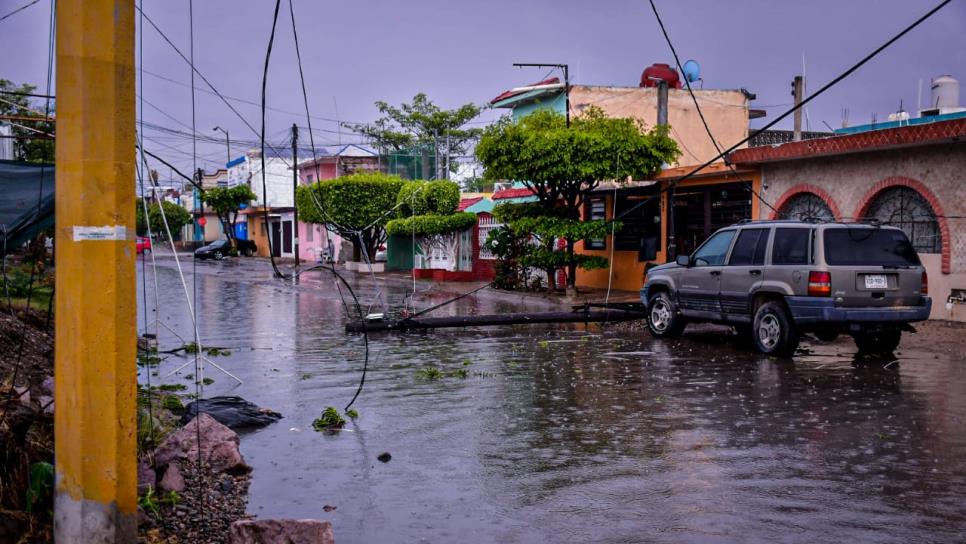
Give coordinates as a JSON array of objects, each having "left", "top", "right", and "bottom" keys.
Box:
[{"left": 346, "top": 307, "right": 645, "bottom": 333}]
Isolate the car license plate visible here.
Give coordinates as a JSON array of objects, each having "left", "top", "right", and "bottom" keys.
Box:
[{"left": 865, "top": 274, "right": 888, "bottom": 289}]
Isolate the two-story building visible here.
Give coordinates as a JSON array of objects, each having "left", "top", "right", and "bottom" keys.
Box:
[{"left": 489, "top": 64, "right": 765, "bottom": 291}]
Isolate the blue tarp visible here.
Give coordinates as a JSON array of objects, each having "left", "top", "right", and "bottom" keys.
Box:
[{"left": 0, "top": 160, "right": 55, "bottom": 255}]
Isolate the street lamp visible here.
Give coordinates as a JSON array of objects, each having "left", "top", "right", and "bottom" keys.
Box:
[{"left": 213, "top": 126, "right": 230, "bottom": 166}]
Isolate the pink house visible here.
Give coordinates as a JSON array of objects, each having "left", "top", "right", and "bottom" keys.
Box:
[{"left": 296, "top": 145, "right": 380, "bottom": 263}]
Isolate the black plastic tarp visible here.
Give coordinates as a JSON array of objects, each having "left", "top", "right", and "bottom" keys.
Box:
[{"left": 0, "top": 159, "right": 55, "bottom": 255}]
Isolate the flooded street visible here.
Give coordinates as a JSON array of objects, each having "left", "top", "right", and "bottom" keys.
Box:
[{"left": 140, "top": 256, "right": 966, "bottom": 544}]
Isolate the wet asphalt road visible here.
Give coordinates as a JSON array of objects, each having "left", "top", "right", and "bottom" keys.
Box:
[{"left": 139, "top": 255, "right": 966, "bottom": 544}]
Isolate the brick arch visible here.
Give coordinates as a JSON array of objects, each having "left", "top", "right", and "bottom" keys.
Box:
[
  {"left": 854, "top": 176, "right": 950, "bottom": 274},
  {"left": 770, "top": 184, "right": 843, "bottom": 221}
]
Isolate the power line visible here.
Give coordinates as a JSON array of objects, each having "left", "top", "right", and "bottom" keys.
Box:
[
  {"left": 0, "top": 0, "right": 41, "bottom": 23},
  {"left": 615, "top": 0, "right": 953, "bottom": 225},
  {"left": 140, "top": 67, "right": 359, "bottom": 126},
  {"left": 136, "top": 5, "right": 295, "bottom": 168},
  {"left": 646, "top": 0, "right": 778, "bottom": 220}
]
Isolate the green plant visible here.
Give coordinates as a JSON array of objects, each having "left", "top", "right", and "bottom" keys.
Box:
[
  {"left": 312, "top": 407, "right": 346, "bottom": 432},
  {"left": 477, "top": 108, "right": 679, "bottom": 290},
  {"left": 202, "top": 378, "right": 214, "bottom": 386},
  {"left": 345, "top": 408, "right": 359, "bottom": 419},
  {"left": 297, "top": 173, "right": 406, "bottom": 261},
  {"left": 157, "top": 384, "right": 187, "bottom": 392},
  {"left": 147, "top": 201, "right": 191, "bottom": 239},
  {"left": 25, "top": 462, "right": 53, "bottom": 514},
  {"left": 202, "top": 185, "right": 257, "bottom": 249},
  {"left": 395, "top": 180, "right": 461, "bottom": 217},
  {"left": 414, "top": 367, "right": 443, "bottom": 380},
  {"left": 448, "top": 368, "right": 469, "bottom": 379},
  {"left": 161, "top": 395, "right": 184, "bottom": 413},
  {"left": 137, "top": 352, "right": 162, "bottom": 367},
  {"left": 385, "top": 212, "right": 476, "bottom": 237},
  {"left": 343, "top": 93, "right": 482, "bottom": 177},
  {"left": 138, "top": 486, "right": 179, "bottom": 515}
]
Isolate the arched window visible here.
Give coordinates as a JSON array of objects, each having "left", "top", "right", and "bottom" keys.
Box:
[
  {"left": 778, "top": 192, "right": 834, "bottom": 221},
  {"left": 865, "top": 186, "right": 940, "bottom": 253}
]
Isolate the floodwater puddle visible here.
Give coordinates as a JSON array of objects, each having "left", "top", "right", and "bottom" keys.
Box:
[{"left": 140, "top": 258, "right": 966, "bottom": 543}]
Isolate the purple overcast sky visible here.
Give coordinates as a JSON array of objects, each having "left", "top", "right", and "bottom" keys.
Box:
[{"left": 2, "top": 0, "right": 964, "bottom": 177}]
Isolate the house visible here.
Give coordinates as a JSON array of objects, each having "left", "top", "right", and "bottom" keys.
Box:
[
  {"left": 184, "top": 169, "right": 231, "bottom": 243},
  {"left": 233, "top": 147, "right": 313, "bottom": 259},
  {"left": 406, "top": 195, "right": 496, "bottom": 281},
  {"left": 731, "top": 110, "right": 966, "bottom": 321},
  {"left": 296, "top": 144, "right": 380, "bottom": 263},
  {"left": 489, "top": 64, "right": 765, "bottom": 291},
  {"left": 574, "top": 164, "right": 762, "bottom": 291}
]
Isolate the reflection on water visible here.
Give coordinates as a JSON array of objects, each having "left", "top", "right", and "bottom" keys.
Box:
[{"left": 139, "top": 259, "right": 966, "bottom": 544}]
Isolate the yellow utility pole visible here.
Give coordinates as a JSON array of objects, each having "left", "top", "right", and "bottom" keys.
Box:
[{"left": 54, "top": 0, "right": 137, "bottom": 541}]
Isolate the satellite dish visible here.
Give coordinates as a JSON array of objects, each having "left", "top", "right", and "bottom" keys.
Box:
[{"left": 682, "top": 59, "right": 701, "bottom": 83}]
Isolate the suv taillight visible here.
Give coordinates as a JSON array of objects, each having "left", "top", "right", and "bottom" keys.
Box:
[
  {"left": 921, "top": 271, "right": 928, "bottom": 295},
  {"left": 808, "top": 271, "right": 831, "bottom": 297}
]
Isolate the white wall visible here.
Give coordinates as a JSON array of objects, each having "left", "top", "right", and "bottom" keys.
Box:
[{"left": 251, "top": 156, "right": 296, "bottom": 208}]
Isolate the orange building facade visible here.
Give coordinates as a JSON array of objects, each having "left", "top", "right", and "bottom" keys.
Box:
[{"left": 574, "top": 163, "right": 762, "bottom": 292}]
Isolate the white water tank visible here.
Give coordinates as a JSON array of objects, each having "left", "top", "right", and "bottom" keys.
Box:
[{"left": 931, "top": 75, "right": 959, "bottom": 109}]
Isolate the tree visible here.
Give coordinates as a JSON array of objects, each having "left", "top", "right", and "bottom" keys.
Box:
[
  {"left": 136, "top": 201, "right": 148, "bottom": 236},
  {"left": 0, "top": 79, "right": 55, "bottom": 162},
  {"left": 344, "top": 93, "right": 482, "bottom": 179},
  {"left": 202, "top": 185, "right": 256, "bottom": 247},
  {"left": 147, "top": 201, "right": 191, "bottom": 240},
  {"left": 297, "top": 172, "right": 406, "bottom": 261},
  {"left": 386, "top": 180, "right": 476, "bottom": 271},
  {"left": 476, "top": 108, "right": 679, "bottom": 291}
]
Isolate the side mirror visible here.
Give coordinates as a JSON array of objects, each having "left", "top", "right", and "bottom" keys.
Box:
[{"left": 676, "top": 255, "right": 690, "bottom": 267}]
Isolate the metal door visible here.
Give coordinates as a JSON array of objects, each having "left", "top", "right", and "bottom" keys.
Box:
[
  {"left": 720, "top": 228, "right": 770, "bottom": 320},
  {"left": 458, "top": 229, "right": 474, "bottom": 271},
  {"left": 282, "top": 220, "right": 293, "bottom": 254},
  {"left": 677, "top": 229, "right": 736, "bottom": 318},
  {"left": 270, "top": 222, "right": 282, "bottom": 258}
]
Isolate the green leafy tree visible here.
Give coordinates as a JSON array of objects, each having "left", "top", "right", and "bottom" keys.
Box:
[
  {"left": 476, "top": 108, "right": 679, "bottom": 291},
  {"left": 136, "top": 201, "right": 148, "bottom": 236},
  {"left": 147, "top": 201, "right": 191, "bottom": 240},
  {"left": 0, "top": 79, "right": 54, "bottom": 162},
  {"left": 202, "top": 185, "right": 256, "bottom": 247},
  {"left": 386, "top": 180, "right": 476, "bottom": 271},
  {"left": 297, "top": 172, "right": 406, "bottom": 261},
  {"left": 344, "top": 93, "right": 482, "bottom": 179}
]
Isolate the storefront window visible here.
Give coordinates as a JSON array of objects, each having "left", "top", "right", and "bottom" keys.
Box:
[
  {"left": 614, "top": 189, "right": 661, "bottom": 261},
  {"left": 671, "top": 182, "right": 752, "bottom": 257}
]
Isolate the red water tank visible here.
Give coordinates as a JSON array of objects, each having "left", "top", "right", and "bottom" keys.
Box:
[{"left": 640, "top": 63, "right": 682, "bottom": 88}]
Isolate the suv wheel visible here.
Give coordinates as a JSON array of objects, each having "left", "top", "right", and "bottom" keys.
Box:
[
  {"left": 214, "top": 251, "right": 224, "bottom": 261},
  {"left": 753, "top": 301, "right": 799, "bottom": 356},
  {"left": 647, "top": 292, "right": 686, "bottom": 338},
  {"left": 853, "top": 330, "right": 901, "bottom": 354}
]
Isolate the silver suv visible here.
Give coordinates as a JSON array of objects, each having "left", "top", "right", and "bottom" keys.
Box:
[{"left": 641, "top": 221, "right": 931, "bottom": 356}]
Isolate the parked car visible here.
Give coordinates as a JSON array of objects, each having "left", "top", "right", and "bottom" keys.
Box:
[
  {"left": 236, "top": 239, "right": 257, "bottom": 257},
  {"left": 641, "top": 220, "right": 931, "bottom": 356},
  {"left": 194, "top": 239, "right": 231, "bottom": 260},
  {"left": 375, "top": 245, "right": 388, "bottom": 262},
  {"left": 136, "top": 236, "right": 152, "bottom": 255}
]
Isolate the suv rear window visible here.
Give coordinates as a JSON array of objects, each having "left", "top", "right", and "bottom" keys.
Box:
[
  {"left": 772, "top": 228, "right": 811, "bottom": 265},
  {"left": 823, "top": 228, "right": 920, "bottom": 266}
]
